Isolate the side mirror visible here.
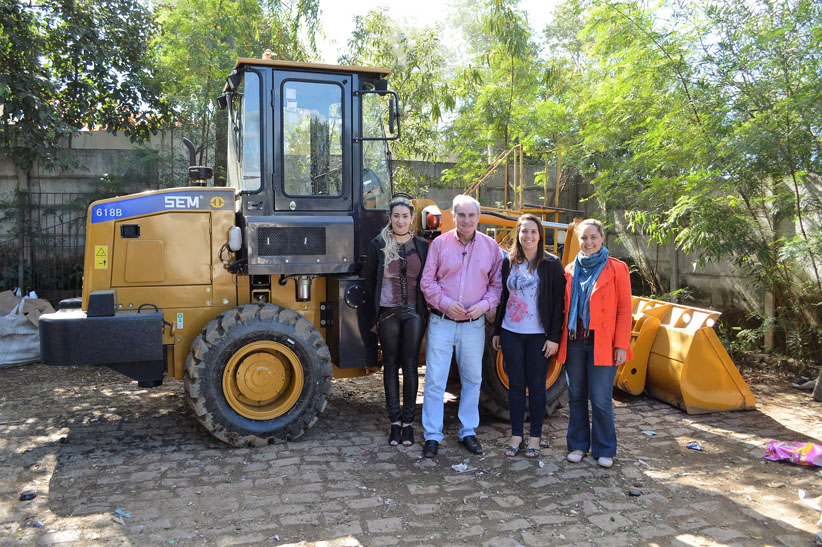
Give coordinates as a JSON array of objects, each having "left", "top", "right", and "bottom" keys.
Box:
[
  {"left": 356, "top": 90, "right": 401, "bottom": 142},
  {"left": 388, "top": 96, "right": 396, "bottom": 135},
  {"left": 226, "top": 72, "right": 242, "bottom": 92}
]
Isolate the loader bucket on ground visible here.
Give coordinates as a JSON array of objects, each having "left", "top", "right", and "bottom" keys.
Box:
[
  {"left": 614, "top": 298, "right": 670, "bottom": 396},
  {"left": 639, "top": 299, "right": 757, "bottom": 414}
]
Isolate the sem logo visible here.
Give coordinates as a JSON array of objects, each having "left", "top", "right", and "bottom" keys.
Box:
[
  {"left": 164, "top": 195, "right": 200, "bottom": 209},
  {"left": 210, "top": 196, "right": 225, "bottom": 208}
]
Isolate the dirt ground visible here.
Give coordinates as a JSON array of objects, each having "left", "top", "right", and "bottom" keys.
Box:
[{"left": 1, "top": 361, "right": 822, "bottom": 546}]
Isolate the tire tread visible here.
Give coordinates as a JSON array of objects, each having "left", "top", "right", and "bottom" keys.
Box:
[{"left": 184, "top": 303, "right": 332, "bottom": 447}]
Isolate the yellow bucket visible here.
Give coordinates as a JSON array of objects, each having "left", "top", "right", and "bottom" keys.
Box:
[
  {"left": 615, "top": 298, "right": 668, "bottom": 396},
  {"left": 617, "top": 298, "right": 756, "bottom": 414}
]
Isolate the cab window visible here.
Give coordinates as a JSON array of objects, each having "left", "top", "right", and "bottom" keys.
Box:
[
  {"left": 282, "top": 81, "right": 343, "bottom": 197},
  {"left": 361, "top": 93, "right": 391, "bottom": 210},
  {"left": 227, "top": 70, "right": 261, "bottom": 192}
]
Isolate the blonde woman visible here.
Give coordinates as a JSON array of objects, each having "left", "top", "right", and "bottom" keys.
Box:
[{"left": 363, "top": 197, "right": 429, "bottom": 446}]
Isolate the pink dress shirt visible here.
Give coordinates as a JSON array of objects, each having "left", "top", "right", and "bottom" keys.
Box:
[{"left": 420, "top": 230, "right": 503, "bottom": 316}]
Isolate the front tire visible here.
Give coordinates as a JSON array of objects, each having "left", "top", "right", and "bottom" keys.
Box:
[{"left": 184, "top": 304, "right": 332, "bottom": 447}]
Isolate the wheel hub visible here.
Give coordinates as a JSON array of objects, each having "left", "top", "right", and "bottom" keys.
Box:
[{"left": 223, "top": 341, "right": 304, "bottom": 420}]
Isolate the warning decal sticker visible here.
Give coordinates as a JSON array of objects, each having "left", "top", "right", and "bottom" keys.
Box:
[{"left": 94, "top": 245, "right": 108, "bottom": 269}]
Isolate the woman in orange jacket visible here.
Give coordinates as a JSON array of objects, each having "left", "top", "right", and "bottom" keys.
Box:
[{"left": 557, "top": 219, "right": 633, "bottom": 468}]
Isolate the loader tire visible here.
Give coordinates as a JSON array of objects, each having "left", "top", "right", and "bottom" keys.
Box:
[
  {"left": 184, "top": 303, "right": 332, "bottom": 447},
  {"left": 479, "top": 323, "right": 568, "bottom": 421}
]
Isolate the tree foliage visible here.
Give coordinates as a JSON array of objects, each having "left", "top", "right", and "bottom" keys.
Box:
[
  {"left": 442, "top": 0, "right": 545, "bottom": 191},
  {"left": 0, "top": 0, "right": 163, "bottom": 171},
  {"left": 541, "top": 0, "right": 822, "bottom": 357},
  {"left": 340, "top": 8, "right": 451, "bottom": 164},
  {"left": 153, "top": 0, "right": 320, "bottom": 179}
]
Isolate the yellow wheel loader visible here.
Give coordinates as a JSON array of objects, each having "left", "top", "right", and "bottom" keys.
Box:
[{"left": 37, "top": 58, "right": 572, "bottom": 446}]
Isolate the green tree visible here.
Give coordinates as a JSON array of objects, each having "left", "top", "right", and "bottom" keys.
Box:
[
  {"left": 551, "top": 0, "right": 822, "bottom": 358},
  {"left": 341, "top": 8, "right": 451, "bottom": 163},
  {"left": 0, "top": 0, "right": 163, "bottom": 172},
  {"left": 153, "top": 0, "right": 320, "bottom": 183},
  {"left": 0, "top": 0, "right": 165, "bottom": 292},
  {"left": 443, "top": 0, "right": 543, "bottom": 194}
]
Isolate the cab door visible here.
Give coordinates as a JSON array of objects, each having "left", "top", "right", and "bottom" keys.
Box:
[{"left": 273, "top": 72, "right": 352, "bottom": 212}]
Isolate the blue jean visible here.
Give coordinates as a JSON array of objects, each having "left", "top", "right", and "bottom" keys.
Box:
[
  {"left": 422, "top": 314, "right": 486, "bottom": 442},
  {"left": 500, "top": 329, "right": 550, "bottom": 438},
  {"left": 564, "top": 338, "right": 618, "bottom": 458}
]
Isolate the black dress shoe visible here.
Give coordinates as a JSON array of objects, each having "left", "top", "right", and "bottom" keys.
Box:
[
  {"left": 423, "top": 440, "right": 439, "bottom": 458},
  {"left": 460, "top": 435, "right": 483, "bottom": 454}
]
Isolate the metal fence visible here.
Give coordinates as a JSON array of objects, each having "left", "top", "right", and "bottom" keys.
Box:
[{"left": 0, "top": 191, "right": 115, "bottom": 306}]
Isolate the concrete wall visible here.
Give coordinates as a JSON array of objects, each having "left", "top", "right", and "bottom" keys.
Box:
[
  {"left": 0, "top": 133, "right": 763, "bottom": 319},
  {"left": 612, "top": 229, "right": 761, "bottom": 317},
  {"left": 1, "top": 127, "right": 184, "bottom": 193}
]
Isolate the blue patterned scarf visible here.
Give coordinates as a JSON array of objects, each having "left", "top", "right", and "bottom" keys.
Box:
[{"left": 566, "top": 247, "right": 610, "bottom": 333}]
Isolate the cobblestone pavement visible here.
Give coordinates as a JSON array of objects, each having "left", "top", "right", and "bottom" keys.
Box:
[{"left": 1, "top": 363, "right": 821, "bottom": 546}]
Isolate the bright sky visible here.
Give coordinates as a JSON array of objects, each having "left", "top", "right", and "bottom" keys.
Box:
[{"left": 316, "top": 0, "right": 562, "bottom": 64}]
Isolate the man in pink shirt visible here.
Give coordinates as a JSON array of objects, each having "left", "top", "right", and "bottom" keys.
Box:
[{"left": 420, "top": 194, "right": 503, "bottom": 457}]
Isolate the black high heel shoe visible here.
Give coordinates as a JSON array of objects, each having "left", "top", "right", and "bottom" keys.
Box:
[
  {"left": 401, "top": 425, "right": 414, "bottom": 446},
  {"left": 389, "top": 424, "right": 401, "bottom": 446}
]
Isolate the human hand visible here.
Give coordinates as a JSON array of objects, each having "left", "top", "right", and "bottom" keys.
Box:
[
  {"left": 447, "top": 301, "right": 467, "bottom": 320},
  {"left": 614, "top": 348, "right": 627, "bottom": 366},
  {"left": 543, "top": 340, "right": 558, "bottom": 358},
  {"left": 465, "top": 303, "right": 484, "bottom": 320},
  {"left": 491, "top": 335, "right": 501, "bottom": 351}
]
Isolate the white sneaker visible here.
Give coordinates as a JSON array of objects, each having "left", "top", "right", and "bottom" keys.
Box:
[
  {"left": 567, "top": 451, "right": 584, "bottom": 463},
  {"left": 597, "top": 457, "right": 613, "bottom": 468}
]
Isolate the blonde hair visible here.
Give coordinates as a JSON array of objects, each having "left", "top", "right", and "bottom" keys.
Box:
[{"left": 380, "top": 197, "right": 415, "bottom": 264}]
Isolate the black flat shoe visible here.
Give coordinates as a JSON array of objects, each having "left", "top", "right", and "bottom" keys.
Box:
[
  {"left": 401, "top": 425, "right": 414, "bottom": 446},
  {"left": 460, "top": 435, "right": 483, "bottom": 455},
  {"left": 423, "top": 440, "right": 439, "bottom": 458},
  {"left": 389, "top": 424, "right": 401, "bottom": 446}
]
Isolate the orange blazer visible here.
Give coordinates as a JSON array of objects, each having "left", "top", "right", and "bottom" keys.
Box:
[{"left": 557, "top": 257, "right": 634, "bottom": 366}]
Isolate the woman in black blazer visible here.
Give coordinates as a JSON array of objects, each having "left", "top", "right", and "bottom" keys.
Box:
[
  {"left": 363, "top": 197, "right": 429, "bottom": 446},
  {"left": 492, "top": 214, "right": 566, "bottom": 457}
]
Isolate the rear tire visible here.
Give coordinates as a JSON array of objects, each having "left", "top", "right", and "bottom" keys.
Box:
[
  {"left": 184, "top": 304, "right": 332, "bottom": 447},
  {"left": 479, "top": 323, "right": 568, "bottom": 421}
]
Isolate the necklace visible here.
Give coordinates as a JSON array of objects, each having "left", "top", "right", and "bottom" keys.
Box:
[{"left": 392, "top": 231, "right": 412, "bottom": 244}]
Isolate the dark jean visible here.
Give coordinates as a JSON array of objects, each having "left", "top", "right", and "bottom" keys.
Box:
[
  {"left": 564, "top": 338, "right": 618, "bottom": 458},
  {"left": 500, "top": 328, "right": 550, "bottom": 438},
  {"left": 377, "top": 306, "right": 425, "bottom": 423}
]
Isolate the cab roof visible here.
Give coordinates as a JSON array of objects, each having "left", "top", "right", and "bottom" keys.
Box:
[{"left": 233, "top": 58, "right": 392, "bottom": 77}]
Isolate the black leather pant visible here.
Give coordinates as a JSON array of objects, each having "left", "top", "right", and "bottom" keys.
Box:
[{"left": 377, "top": 306, "right": 425, "bottom": 423}]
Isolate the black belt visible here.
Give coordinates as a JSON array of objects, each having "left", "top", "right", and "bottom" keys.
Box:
[{"left": 430, "top": 309, "right": 475, "bottom": 323}]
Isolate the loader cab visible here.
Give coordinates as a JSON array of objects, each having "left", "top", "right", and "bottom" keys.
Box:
[{"left": 222, "top": 59, "right": 398, "bottom": 271}]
